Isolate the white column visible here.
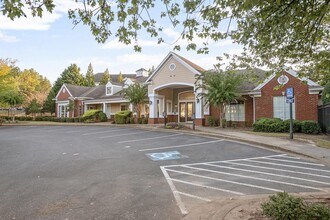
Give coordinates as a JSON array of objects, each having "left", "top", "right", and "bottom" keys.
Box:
[
  {"left": 103, "top": 103, "right": 106, "bottom": 112},
  {"left": 129, "top": 104, "right": 133, "bottom": 111},
  {"left": 195, "top": 88, "right": 204, "bottom": 119},
  {"left": 148, "top": 94, "right": 157, "bottom": 118},
  {"left": 84, "top": 103, "right": 87, "bottom": 113}
]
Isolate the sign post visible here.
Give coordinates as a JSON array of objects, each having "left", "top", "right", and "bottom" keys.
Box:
[{"left": 286, "top": 87, "right": 294, "bottom": 139}]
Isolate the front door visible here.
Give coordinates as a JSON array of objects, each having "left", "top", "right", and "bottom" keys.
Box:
[{"left": 179, "top": 102, "right": 194, "bottom": 122}]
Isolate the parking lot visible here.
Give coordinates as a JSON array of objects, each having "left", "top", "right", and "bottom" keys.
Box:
[{"left": 0, "top": 125, "right": 329, "bottom": 219}]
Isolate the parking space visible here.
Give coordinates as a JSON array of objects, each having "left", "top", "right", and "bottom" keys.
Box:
[
  {"left": 0, "top": 125, "right": 329, "bottom": 219},
  {"left": 160, "top": 154, "right": 330, "bottom": 214}
]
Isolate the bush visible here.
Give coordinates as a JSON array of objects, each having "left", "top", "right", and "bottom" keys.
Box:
[
  {"left": 81, "top": 110, "right": 108, "bottom": 123},
  {"left": 98, "top": 112, "right": 108, "bottom": 122},
  {"left": 301, "top": 120, "right": 321, "bottom": 134},
  {"left": 165, "top": 122, "right": 184, "bottom": 129},
  {"left": 74, "top": 117, "right": 80, "bottom": 123},
  {"left": 125, "top": 117, "right": 131, "bottom": 124},
  {"left": 262, "top": 192, "right": 330, "bottom": 220},
  {"left": 114, "top": 111, "right": 131, "bottom": 124},
  {"left": 207, "top": 116, "right": 218, "bottom": 127},
  {"left": 129, "top": 117, "right": 135, "bottom": 124},
  {"left": 142, "top": 118, "right": 148, "bottom": 124},
  {"left": 283, "top": 119, "right": 302, "bottom": 133},
  {"left": 253, "top": 118, "right": 283, "bottom": 132}
]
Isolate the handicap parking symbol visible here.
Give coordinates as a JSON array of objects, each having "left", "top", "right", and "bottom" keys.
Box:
[{"left": 146, "top": 151, "right": 187, "bottom": 161}]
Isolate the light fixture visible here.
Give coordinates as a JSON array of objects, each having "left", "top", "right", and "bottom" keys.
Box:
[
  {"left": 197, "top": 98, "right": 200, "bottom": 103},
  {"left": 149, "top": 100, "right": 152, "bottom": 105}
]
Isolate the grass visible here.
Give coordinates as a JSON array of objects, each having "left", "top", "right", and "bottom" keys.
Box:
[{"left": 244, "top": 130, "right": 330, "bottom": 149}]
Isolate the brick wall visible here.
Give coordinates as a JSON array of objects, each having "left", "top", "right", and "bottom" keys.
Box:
[{"left": 255, "top": 71, "right": 319, "bottom": 121}]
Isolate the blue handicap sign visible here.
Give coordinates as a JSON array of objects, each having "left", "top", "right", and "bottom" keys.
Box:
[{"left": 146, "top": 151, "right": 186, "bottom": 161}]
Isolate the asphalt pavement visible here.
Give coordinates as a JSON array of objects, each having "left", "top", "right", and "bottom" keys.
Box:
[{"left": 0, "top": 125, "right": 329, "bottom": 219}]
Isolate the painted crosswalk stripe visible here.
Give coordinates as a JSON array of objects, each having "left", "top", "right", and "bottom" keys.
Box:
[
  {"left": 176, "top": 191, "right": 211, "bottom": 202},
  {"left": 82, "top": 128, "right": 128, "bottom": 136},
  {"left": 100, "top": 130, "right": 154, "bottom": 138},
  {"left": 262, "top": 157, "right": 325, "bottom": 166}
]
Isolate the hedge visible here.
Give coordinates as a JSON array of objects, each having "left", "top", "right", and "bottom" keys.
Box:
[
  {"left": 114, "top": 111, "right": 131, "bottom": 124},
  {"left": 81, "top": 110, "right": 108, "bottom": 123},
  {"left": 253, "top": 118, "right": 320, "bottom": 134}
]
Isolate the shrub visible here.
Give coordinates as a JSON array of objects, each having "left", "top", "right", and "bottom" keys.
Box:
[
  {"left": 262, "top": 192, "right": 330, "bottom": 220},
  {"left": 221, "top": 118, "right": 227, "bottom": 128},
  {"left": 232, "top": 122, "right": 237, "bottom": 128},
  {"left": 301, "top": 120, "right": 321, "bottom": 134},
  {"left": 165, "top": 122, "right": 184, "bottom": 129},
  {"left": 138, "top": 118, "right": 143, "bottom": 124},
  {"left": 283, "top": 119, "right": 302, "bottom": 133},
  {"left": 207, "top": 116, "right": 218, "bottom": 127},
  {"left": 98, "top": 112, "right": 108, "bottom": 122},
  {"left": 129, "top": 117, "right": 135, "bottom": 124},
  {"left": 73, "top": 117, "right": 80, "bottom": 123},
  {"left": 253, "top": 118, "right": 283, "bottom": 132},
  {"left": 114, "top": 111, "right": 131, "bottom": 124},
  {"left": 142, "top": 118, "right": 148, "bottom": 124},
  {"left": 125, "top": 117, "right": 131, "bottom": 124},
  {"left": 81, "top": 110, "right": 108, "bottom": 123}
]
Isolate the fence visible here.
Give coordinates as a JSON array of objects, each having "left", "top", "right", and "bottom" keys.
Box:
[{"left": 318, "top": 104, "right": 330, "bottom": 134}]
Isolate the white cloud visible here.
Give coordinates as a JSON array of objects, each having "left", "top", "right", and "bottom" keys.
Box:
[
  {"left": 101, "top": 39, "right": 167, "bottom": 49},
  {"left": 0, "top": 31, "right": 19, "bottom": 42}
]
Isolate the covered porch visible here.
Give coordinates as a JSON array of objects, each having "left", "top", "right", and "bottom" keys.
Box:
[{"left": 148, "top": 83, "right": 206, "bottom": 125}]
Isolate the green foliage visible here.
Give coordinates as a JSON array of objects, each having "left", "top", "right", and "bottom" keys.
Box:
[
  {"left": 164, "top": 123, "right": 184, "bottom": 129},
  {"left": 262, "top": 192, "right": 330, "bottom": 220},
  {"left": 85, "top": 63, "right": 95, "bottom": 87},
  {"left": 42, "top": 90, "right": 56, "bottom": 115},
  {"left": 117, "top": 72, "right": 124, "bottom": 82},
  {"left": 301, "top": 120, "right": 321, "bottom": 134},
  {"left": 100, "top": 68, "right": 111, "bottom": 85},
  {"left": 114, "top": 111, "right": 131, "bottom": 124},
  {"left": 253, "top": 118, "right": 284, "bottom": 132},
  {"left": 142, "top": 117, "right": 148, "bottom": 124},
  {"left": 26, "top": 99, "right": 41, "bottom": 116},
  {"left": 207, "top": 116, "right": 219, "bottom": 127},
  {"left": 322, "top": 83, "right": 330, "bottom": 104},
  {"left": 81, "top": 110, "right": 107, "bottom": 123},
  {"left": 196, "top": 69, "right": 243, "bottom": 128},
  {"left": 123, "top": 83, "right": 148, "bottom": 118}
]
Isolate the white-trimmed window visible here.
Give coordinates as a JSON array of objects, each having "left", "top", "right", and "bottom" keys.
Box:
[
  {"left": 58, "top": 104, "right": 68, "bottom": 118},
  {"left": 166, "top": 100, "right": 172, "bottom": 113},
  {"left": 106, "top": 86, "right": 112, "bottom": 95},
  {"left": 273, "top": 96, "right": 295, "bottom": 120},
  {"left": 120, "top": 104, "right": 129, "bottom": 111},
  {"left": 225, "top": 101, "right": 245, "bottom": 121}
]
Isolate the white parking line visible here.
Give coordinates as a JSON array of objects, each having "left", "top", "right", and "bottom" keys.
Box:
[
  {"left": 160, "top": 167, "right": 188, "bottom": 215},
  {"left": 262, "top": 157, "right": 325, "bottom": 166},
  {"left": 203, "top": 163, "right": 330, "bottom": 185},
  {"left": 139, "top": 139, "right": 224, "bottom": 152},
  {"left": 183, "top": 165, "right": 326, "bottom": 192},
  {"left": 163, "top": 154, "right": 287, "bottom": 168},
  {"left": 66, "top": 127, "right": 103, "bottom": 134},
  {"left": 176, "top": 191, "right": 211, "bottom": 202},
  {"left": 246, "top": 159, "right": 330, "bottom": 173},
  {"left": 170, "top": 178, "right": 244, "bottom": 195},
  {"left": 222, "top": 161, "right": 330, "bottom": 179},
  {"left": 118, "top": 133, "right": 182, "bottom": 143},
  {"left": 82, "top": 128, "right": 128, "bottom": 136},
  {"left": 100, "top": 131, "right": 154, "bottom": 139},
  {"left": 165, "top": 168, "right": 282, "bottom": 192}
]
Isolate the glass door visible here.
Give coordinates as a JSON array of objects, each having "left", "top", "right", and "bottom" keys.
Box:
[
  {"left": 186, "top": 102, "right": 194, "bottom": 122},
  {"left": 179, "top": 102, "right": 186, "bottom": 122}
]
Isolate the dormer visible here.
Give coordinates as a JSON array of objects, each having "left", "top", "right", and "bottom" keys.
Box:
[
  {"left": 123, "top": 78, "right": 134, "bottom": 89},
  {"left": 136, "top": 68, "right": 149, "bottom": 77},
  {"left": 105, "top": 81, "right": 123, "bottom": 96}
]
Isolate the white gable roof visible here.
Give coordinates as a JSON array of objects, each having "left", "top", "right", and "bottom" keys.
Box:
[
  {"left": 253, "top": 67, "right": 321, "bottom": 91},
  {"left": 146, "top": 52, "right": 204, "bottom": 82}
]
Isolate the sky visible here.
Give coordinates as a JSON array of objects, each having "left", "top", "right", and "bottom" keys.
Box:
[{"left": 0, "top": 0, "right": 243, "bottom": 84}]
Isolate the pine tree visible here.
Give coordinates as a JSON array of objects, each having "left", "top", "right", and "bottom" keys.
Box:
[
  {"left": 85, "top": 63, "right": 95, "bottom": 87},
  {"left": 100, "top": 68, "right": 111, "bottom": 85},
  {"left": 117, "top": 71, "right": 123, "bottom": 82}
]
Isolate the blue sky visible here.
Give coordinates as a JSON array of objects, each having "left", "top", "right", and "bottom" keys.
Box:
[{"left": 0, "top": 0, "right": 243, "bottom": 84}]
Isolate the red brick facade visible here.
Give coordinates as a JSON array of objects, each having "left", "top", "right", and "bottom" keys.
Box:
[{"left": 255, "top": 71, "right": 319, "bottom": 121}]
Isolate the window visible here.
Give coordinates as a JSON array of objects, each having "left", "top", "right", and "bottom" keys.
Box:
[
  {"left": 106, "top": 86, "right": 112, "bottom": 95},
  {"left": 166, "top": 100, "right": 172, "bottom": 113},
  {"left": 273, "top": 96, "right": 295, "bottom": 120},
  {"left": 58, "top": 104, "right": 68, "bottom": 118},
  {"left": 120, "top": 104, "right": 129, "bottom": 111},
  {"left": 225, "top": 101, "right": 245, "bottom": 121}
]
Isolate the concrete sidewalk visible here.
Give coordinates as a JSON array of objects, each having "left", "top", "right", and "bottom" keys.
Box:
[{"left": 183, "top": 124, "right": 330, "bottom": 165}]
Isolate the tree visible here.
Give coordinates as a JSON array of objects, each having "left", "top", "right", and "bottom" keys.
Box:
[
  {"left": 117, "top": 72, "right": 124, "bottom": 82},
  {"left": 123, "top": 83, "right": 148, "bottom": 118},
  {"left": 1, "top": 91, "right": 24, "bottom": 121},
  {"left": 195, "top": 69, "right": 243, "bottom": 128},
  {"left": 43, "top": 90, "right": 56, "bottom": 115},
  {"left": 2, "top": 1, "right": 329, "bottom": 78},
  {"left": 26, "top": 99, "right": 41, "bottom": 118},
  {"left": 85, "top": 63, "right": 95, "bottom": 87},
  {"left": 322, "top": 83, "right": 330, "bottom": 104},
  {"left": 100, "top": 68, "right": 111, "bottom": 85}
]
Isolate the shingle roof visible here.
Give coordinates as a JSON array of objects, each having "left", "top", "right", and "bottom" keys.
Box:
[
  {"left": 173, "top": 52, "right": 206, "bottom": 73},
  {"left": 65, "top": 84, "right": 92, "bottom": 97}
]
